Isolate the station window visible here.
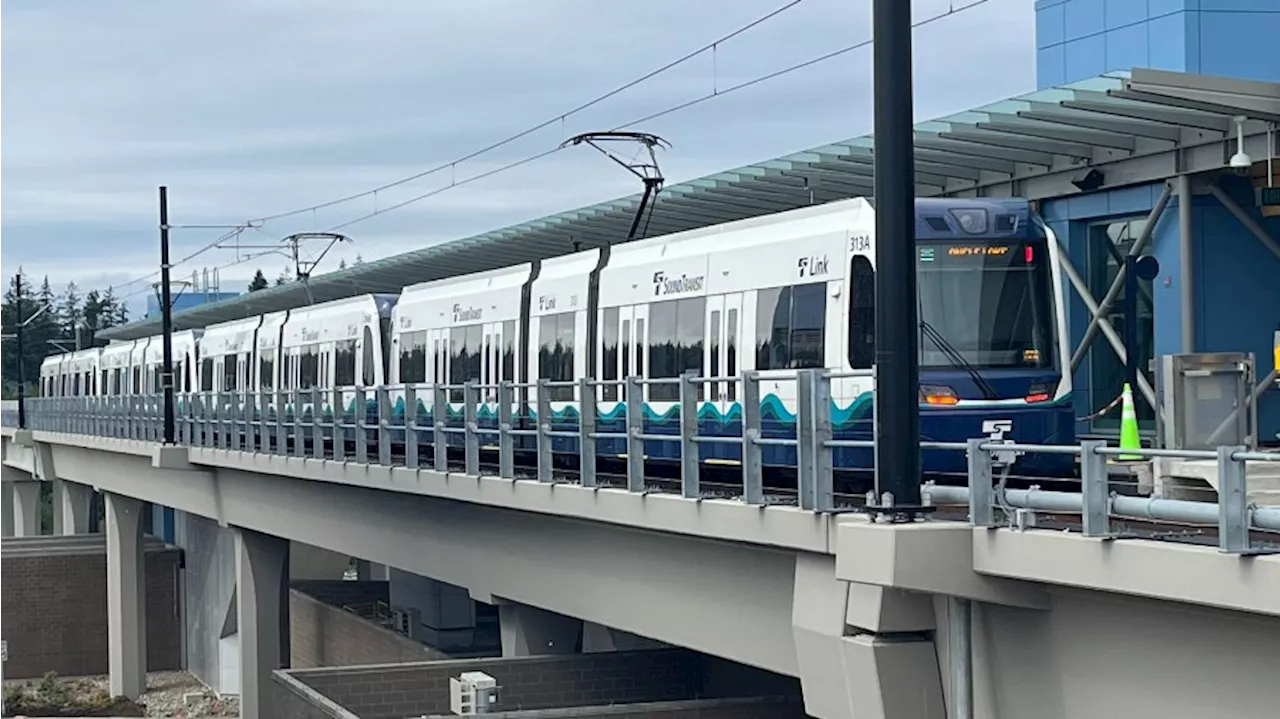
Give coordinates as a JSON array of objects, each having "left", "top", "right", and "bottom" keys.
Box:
[
  {"left": 335, "top": 339, "right": 357, "bottom": 387},
  {"left": 538, "top": 312, "right": 576, "bottom": 401},
  {"left": 756, "top": 282, "right": 827, "bottom": 371},
  {"left": 847, "top": 257, "right": 875, "bottom": 369},
  {"left": 399, "top": 330, "right": 428, "bottom": 384},
  {"left": 649, "top": 298, "right": 705, "bottom": 402}
]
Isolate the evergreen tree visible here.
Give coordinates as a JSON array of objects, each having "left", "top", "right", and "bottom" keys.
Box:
[
  {"left": 81, "top": 289, "right": 106, "bottom": 347},
  {"left": 354, "top": 254, "right": 365, "bottom": 265},
  {"left": 276, "top": 266, "right": 293, "bottom": 286},
  {"left": 101, "top": 287, "right": 125, "bottom": 330},
  {"left": 338, "top": 258, "right": 347, "bottom": 270},
  {"left": 59, "top": 281, "right": 83, "bottom": 347},
  {"left": 1, "top": 270, "right": 61, "bottom": 394},
  {"left": 248, "top": 269, "right": 269, "bottom": 292}
]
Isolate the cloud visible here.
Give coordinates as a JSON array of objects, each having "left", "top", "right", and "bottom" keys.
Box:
[{"left": 2, "top": 0, "right": 1035, "bottom": 312}]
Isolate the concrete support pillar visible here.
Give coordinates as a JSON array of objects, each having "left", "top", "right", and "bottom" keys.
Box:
[
  {"left": 389, "top": 569, "right": 476, "bottom": 649},
  {"left": 106, "top": 493, "right": 147, "bottom": 699},
  {"left": 10, "top": 480, "right": 42, "bottom": 537},
  {"left": 235, "top": 528, "right": 290, "bottom": 719},
  {"left": 52, "top": 479, "right": 93, "bottom": 535},
  {"left": 498, "top": 600, "right": 582, "bottom": 657},
  {"left": 1, "top": 481, "right": 14, "bottom": 537}
]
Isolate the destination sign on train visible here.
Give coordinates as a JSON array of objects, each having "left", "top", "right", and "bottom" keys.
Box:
[{"left": 945, "top": 244, "right": 1012, "bottom": 257}]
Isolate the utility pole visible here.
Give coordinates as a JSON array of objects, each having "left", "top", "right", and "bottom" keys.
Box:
[
  {"left": 159, "top": 186, "right": 176, "bottom": 444},
  {"left": 870, "top": 0, "right": 926, "bottom": 519},
  {"left": 15, "top": 271, "right": 26, "bottom": 429}
]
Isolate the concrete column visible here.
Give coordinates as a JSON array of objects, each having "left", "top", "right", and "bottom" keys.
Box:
[
  {"left": 106, "top": 493, "right": 147, "bottom": 699},
  {"left": 498, "top": 600, "right": 582, "bottom": 657},
  {"left": 52, "top": 479, "right": 93, "bottom": 535},
  {"left": 235, "top": 528, "right": 290, "bottom": 719},
  {"left": 1, "top": 481, "right": 14, "bottom": 537},
  {"left": 10, "top": 480, "right": 42, "bottom": 537},
  {"left": 388, "top": 569, "right": 476, "bottom": 649}
]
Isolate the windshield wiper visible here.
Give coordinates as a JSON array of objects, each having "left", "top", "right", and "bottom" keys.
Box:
[{"left": 919, "top": 320, "right": 1000, "bottom": 401}]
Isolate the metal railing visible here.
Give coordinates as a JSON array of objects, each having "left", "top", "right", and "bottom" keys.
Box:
[{"left": 7, "top": 370, "right": 1278, "bottom": 554}]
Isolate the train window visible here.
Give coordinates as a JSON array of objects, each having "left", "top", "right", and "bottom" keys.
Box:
[
  {"left": 259, "top": 355, "right": 274, "bottom": 392},
  {"left": 483, "top": 333, "right": 491, "bottom": 385},
  {"left": 101, "top": 371, "right": 109, "bottom": 396},
  {"left": 152, "top": 366, "right": 162, "bottom": 394},
  {"left": 601, "top": 308, "right": 619, "bottom": 402},
  {"left": 73, "top": 373, "right": 81, "bottom": 396},
  {"left": 726, "top": 309, "right": 738, "bottom": 402},
  {"left": 709, "top": 310, "right": 721, "bottom": 401},
  {"left": 399, "top": 331, "right": 428, "bottom": 384},
  {"left": 756, "top": 283, "right": 827, "bottom": 370},
  {"left": 201, "top": 358, "right": 214, "bottom": 392},
  {"left": 336, "top": 339, "right": 357, "bottom": 387},
  {"left": 360, "top": 328, "right": 376, "bottom": 387},
  {"left": 299, "top": 345, "right": 319, "bottom": 391},
  {"left": 132, "top": 367, "right": 142, "bottom": 395},
  {"left": 648, "top": 298, "right": 705, "bottom": 402},
  {"left": 621, "top": 319, "right": 631, "bottom": 386},
  {"left": 848, "top": 256, "right": 875, "bottom": 369},
  {"left": 222, "top": 357, "right": 237, "bottom": 392},
  {"left": 538, "top": 312, "right": 576, "bottom": 401},
  {"left": 502, "top": 320, "right": 516, "bottom": 382},
  {"left": 635, "top": 318, "right": 645, "bottom": 391},
  {"left": 282, "top": 354, "right": 293, "bottom": 392},
  {"left": 432, "top": 339, "right": 441, "bottom": 384},
  {"left": 450, "top": 324, "right": 483, "bottom": 401}
]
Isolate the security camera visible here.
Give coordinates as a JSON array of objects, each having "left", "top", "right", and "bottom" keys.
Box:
[{"left": 1230, "top": 115, "right": 1253, "bottom": 176}]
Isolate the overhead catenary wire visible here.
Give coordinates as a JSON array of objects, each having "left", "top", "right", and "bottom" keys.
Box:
[{"left": 98, "top": 0, "right": 1000, "bottom": 295}]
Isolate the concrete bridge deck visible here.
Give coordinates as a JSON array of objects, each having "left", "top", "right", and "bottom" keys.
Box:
[{"left": 4, "top": 415, "right": 1280, "bottom": 719}]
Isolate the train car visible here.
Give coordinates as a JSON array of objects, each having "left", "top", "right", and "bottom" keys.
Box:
[
  {"left": 39, "top": 355, "right": 64, "bottom": 397},
  {"left": 59, "top": 348, "right": 103, "bottom": 397},
  {"left": 197, "top": 317, "right": 262, "bottom": 394},
  {"left": 99, "top": 340, "right": 143, "bottom": 396},
  {"left": 142, "top": 329, "right": 202, "bottom": 395},
  {"left": 279, "top": 294, "right": 397, "bottom": 428},
  {"left": 390, "top": 265, "right": 529, "bottom": 448}
]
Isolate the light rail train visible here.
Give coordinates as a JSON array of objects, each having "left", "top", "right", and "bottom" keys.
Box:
[{"left": 39, "top": 197, "right": 1076, "bottom": 482}]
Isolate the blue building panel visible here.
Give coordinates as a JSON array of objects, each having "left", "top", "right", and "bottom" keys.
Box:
[
  {"left": 1036, "top": 0, "right": 1280, "bottom": 88},
  {"left": 146, "top": 291, "right": 241, "bottom": 320}
]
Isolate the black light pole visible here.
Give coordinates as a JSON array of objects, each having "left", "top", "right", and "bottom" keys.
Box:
[
  {"left": 15, "top": 271, "right": 27, "bottom": 429},
  {"left": 871, "top": 0, "right": 924, "bottom": 516},
  {"left": 159, "top": 186, "right": 176, "bottom": 444}
]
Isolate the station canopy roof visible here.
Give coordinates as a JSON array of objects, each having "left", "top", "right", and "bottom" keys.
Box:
[{"left": 100, "top": 68, "right": 1280, "bottom": 342}]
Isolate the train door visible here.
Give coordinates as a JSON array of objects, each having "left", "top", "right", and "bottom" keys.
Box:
[
  {"left": 629, "top": 305, "right": 649, "bottom": 402},
  {"left": 704, "top": 293, "right": 743, "bottom": 412},
  {"left": 429, "top": 327, "right": 450, "bottom": 392}
]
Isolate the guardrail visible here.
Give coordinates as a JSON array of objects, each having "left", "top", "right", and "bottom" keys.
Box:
[{"left": 5, "top": 371, "right": 1278, "bottom": 553}]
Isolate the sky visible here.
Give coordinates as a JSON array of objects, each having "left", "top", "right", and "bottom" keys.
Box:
[{"left": 2, "top": 0, "right": 1037, "bottom": 318}]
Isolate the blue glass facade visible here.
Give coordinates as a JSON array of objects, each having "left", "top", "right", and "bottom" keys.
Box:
[{"left": 1036, "top": 0, "right": 1280, "bottom": 89}]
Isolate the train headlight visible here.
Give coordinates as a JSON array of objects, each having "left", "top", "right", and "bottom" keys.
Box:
[
  {"left": 919, "top": 384, "right": 959, "bottom": 406},
  {"left": 948, "top": 209, "right": 988, "bottom": 235}
]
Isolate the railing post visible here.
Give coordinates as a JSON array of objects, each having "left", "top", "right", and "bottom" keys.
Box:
[
  {"left": 1218, "top": 445, "right": 1249, "bottom": 553},
  {"left": 311, "top": 387, "right": 325, "bottom": 459},
  {"left": 578, "top": 377, "right": 597, "bottom": 488},
  {"left": 741, "top": 371, "right": 763, "bottom": 505},
  {"left": 625, "top": 376, "right": 645, "bottom": 492},
  {"left": 331, "top": 387, "right": 345, "bottom": 461},
  {"left": 274, "top": 390, "right": 287, "bottom": 456},
  {"left": 378, "top": 386, "right": 392, "bottom": 467},
  {"left": 814, "top": 371, "right": 834, "bottom": 512},
  {"left": 432, "top": 384, "right": 448, "bottom": 472},
  {"left": 258, "top": 392, "right": 270, "bottom": 452},
  {"left": 292, "top": 388, "right": 304, "bottom": 457},
  {"left": 244, "top": 391, "right": 256, "bottom": 452},
  {"left": 796, "top": 370, "right": 817, "bottom": 511},
  {"left": 1080, "top": 440, "right": 1110, "bottom": 537},
  {"left": 220, "top": 391, "right": 231, "bottom": 449},
  {"left": 404, "top": 386, "right": 419, "bottom": 469},
  {"left": 679, "top": 371, "right": 700, "bottom": 499},
  {"left": 536, "top": 378, "right": 553, "bottom": 483},
  {"left": 463, "top": 382, "right": 480, "bottom": 476},
  {"left": 230, "top": 392, "right": 243, "bottom": 452},
  {"left": 967, "top": 438, "right": 994, "bottom": 527},
  {"left": 353, "top": 388, "right": 368, "bottom": 463},
  {"left": 498, "top": 382, "right": 515, "bottom": 480}
]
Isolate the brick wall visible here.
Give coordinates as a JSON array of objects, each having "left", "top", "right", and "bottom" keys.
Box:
[
  {"left": 290, "top": 589, "right": 451, "bottom": 669},
  {"left": 0, "top": 535, "right": 182, "bottom": 679},
  {"left": 289, "top": 649, "right": 712, "bottom": 719},
  {"left": 273, "top": 669, "right": 359, "bottom": 719}
]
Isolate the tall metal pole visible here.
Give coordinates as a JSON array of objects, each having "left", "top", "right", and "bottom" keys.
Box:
[
  {"left": 1123, "top": 255, "right": 1140, "bottom": 397},
  {"left": 159, "top": 186, "right": 176, "bottom": 444},
  {"left": 15, "top": 271, "right": 27, "bottom": 429},
  {"left": 871, "top": 0, "right": 923, "bottom": 514}
]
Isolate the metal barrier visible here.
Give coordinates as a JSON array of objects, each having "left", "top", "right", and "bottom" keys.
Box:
[{"left": 7, "top": 369, "right": 1278, "bottom": 553}]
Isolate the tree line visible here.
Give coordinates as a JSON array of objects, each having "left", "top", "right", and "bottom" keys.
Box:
[{"left": 1, "top": 271, "right": 131, "bottom": 395}]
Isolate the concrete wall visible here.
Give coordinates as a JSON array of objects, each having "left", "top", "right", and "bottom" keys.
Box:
[
  {"left": 1035, "top": 0, "right": 1280, "bottom": 88},
  {"left": 419, "top": 697, "right": 809, "bottom": 718},
  {"left": 175, "top": 509, "right": 239, "bottom": 695},
  {"left": 290, "top": 588, "right": 451, "bottom": 669},
  {"left": 292, "top": 579, "right": 389, "bottom": 609},
  {"left": 0, "top": 534, "right": 181, "bottom": 679},
  {"left": 287, "top": 649, "right": 791, "bottom": 719}
]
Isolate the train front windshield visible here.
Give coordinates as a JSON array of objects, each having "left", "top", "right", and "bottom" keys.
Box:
[{"left": 916, "top": 241, "right": 1055, "bottom": 370}]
